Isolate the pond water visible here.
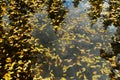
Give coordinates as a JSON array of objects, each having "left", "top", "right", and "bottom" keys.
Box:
[
  {"left": 32, "top": 0, "right": 120, "bottom": 80},
  {"left": 2, "top": 0, "right": 120, "bottom": 80}
]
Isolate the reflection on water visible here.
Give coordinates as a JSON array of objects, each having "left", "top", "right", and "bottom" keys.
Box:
[
  {"left": 1, "top": 0, "right": 120, "bottom": 80},
  {"left": 33, "top": 0, "right": 119, "bottom": 80}
]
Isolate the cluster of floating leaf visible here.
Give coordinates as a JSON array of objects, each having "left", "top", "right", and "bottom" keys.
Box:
[
  {"left": 0, "top": 0, "right": 52, "bottom": 80},
  {"left": 99, "top": 0, "right": 120, "bottom": 79},
  {"left": 31, "top": 1, "right": 112, "bottom": 80},
  {"left": 1, "top": 0, "right": 120, "bottom": 80}
]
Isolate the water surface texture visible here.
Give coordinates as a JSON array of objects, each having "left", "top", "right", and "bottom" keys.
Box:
[
  {"left": 32, "top": 0, "right": 119, "bottom": 80},
  {"left": 1, "top": 0, "right": 120, "bottom": 80}
]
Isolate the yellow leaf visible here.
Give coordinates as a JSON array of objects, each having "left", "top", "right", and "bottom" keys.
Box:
[
  {"left": 92, "top": 75, "right": 101, "bottom": 80},
  {"left": 60, "top": 77, "right": 66, "bottom": 80},
  {"left": 81, "top": 68, "right": 86, "bottom": 72},
  {"left": 18, "top": 60, "right": 23, "bottom": 64},
  {"left": 91, "top": 66, "right": 97, "bottom": 68},
  {"left": 84, "top": 74, "right": 88, "bottom": 80},
  {"left": 63, "top": 66, "right": 68, "bottom": 72},
  {"left": 6, "top": 58, "right": 12, "bottom": 63},
  {"left": 0, "top": 38, "right": 3, "bottom": 43},
  {"left": 3, "top": 73, "right": 12, "bottom": 80}
]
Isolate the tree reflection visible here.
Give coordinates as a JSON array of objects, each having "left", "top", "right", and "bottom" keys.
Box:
[
  {"left": 99, "top": 0, "right": 120, "bottom": 79},
  {"left": 88, "top": 0, "right": 120, "bottom": 79},
  {"left": 103, "top": 0, "right": 120, "bottom": 30},
  {"left": 72, "top": 0, "right": 81, "bottom": 8},
  {"left": 1, "top": 0, "right": 120, "bottom": 79},
  {"left": 47, "top": 0, "right": 68, "bottom": 34},
  {"left": 88, "top": 0, "right": 104, "bottom": 25},
  {"left": 0, "top": 0, "right": 39, "bottom": 79}
]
